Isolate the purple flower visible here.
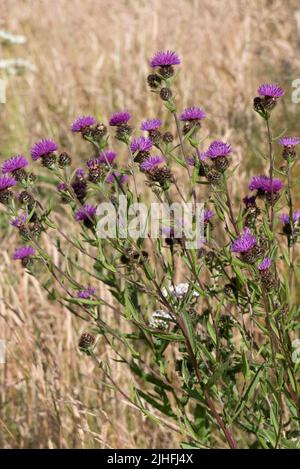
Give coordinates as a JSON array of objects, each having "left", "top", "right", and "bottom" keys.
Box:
[
  {"left": 248, "top": 175, "right": 283, "bottom": 193},
  {"left": 31, "top": 139, "right": 58, "bottom": 160},
  {"left": 75, "top": 204, "right": 97, "bottom": 222},
  {"left": 140, "top": 155, "right": 165, "bottom": 171},
  {"left": 204, "top": 209, "right": 214, "bottom": 223},
  {"left": 0, "top": 175, "right": 17, "bottom": 191},
  {"left": 71, "top": 115, "right": 97, "bottom": 132},
  {"left": 13, "top": 245, "right": 35, "bottom": 260},
  {"left": 179, "top": 107, "right": 206, "bottom": 122},
  {"left": 141, "top": 119, "right": 162, "bottom": 131},
  {"left": 150, "top": 50, "right": 181, "bottom": 68},
  {"left": 11, "top": 213, "right": 27, "bottom": 227},
  {"left": 257, "top": 83, "right": 285, "bottom": 98},
  {"left": 109, "top": 111, "right": 131, "bottom": 127},
  {"left": 75, "top": 168, "right": 85, "bottom": 179},
  {"left": 231, "top": 228, "right": 257, "bottom": 253},
  {"left": 106, "top": 171, "right": 128, "bottom": 184},
  {"left": 57, "top": 182, "right": 68, "bottom": 191},
  {"left": 279, "top": 211, "right": 300, "bottom": 225},
  {"left": 258, "top": 258, "right": 272, "bottom": 271},
  {"left": 243, "top": 195, "right": 257, "bottom": 207},
  {"left": 2, "top": 155, "right": 28, "bottom": 174},
  {"left": 205, "top": 140, "right": 232, "bottom": 159},
  {"left": 76, "top": 287, "right": 96, "bottom": 299},
  {"left": 130, "top": 136, "right": 153, "bottom": 153},
  {"left": 278, "top": 136, "right": 300, "bottom": 147},
  {"left": 98, "top": 150, "right": 117, "bottom": 164},
  {"left": 86, "top": 157, "right": 99, "bottom": 169}
]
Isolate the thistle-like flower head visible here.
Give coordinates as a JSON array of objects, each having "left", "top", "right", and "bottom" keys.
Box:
[
  {"left": 109, "top": 111, "right": 131, "bottom": 126},
  {"left": 231, "top": 228, "right": 257, "bottom": 253},
  {"left": 98, "top": 150, "right": 117, "bottom": 164},
  {"left": 0, "top": 175, "right": 17, "bottom": 191},
  {"left": 2, "top": 155, "right": 28, "bottom": 174},
  {"left": 150, "top": 50, "right": 181, "bottom": 68},
  {"left": 75, "top": 204, "right": 97, "bottom": 221},
  {"left": 179, "top": 107, "right": 206, "bottom": 122},
  {"left": 130, "top": 136, "right": 153, "bottom": 153},
  {"left": 140, "top": 155, "right": 165, "bottom": 171},
  {"left": 205, "top": 140, "right": 232, "bottom": 159},
  {"left": 278, "top": 136, "right": 300, "bottom": 147},
  {"left": 141, "top": 119, "right": 162, "bottom": 131},
  {"left": 257, "top": 83, "right": 284, "bottom": 98},
  {"left": 31, "top": 139, "right": 58, "bottom": 160},
  {"left": 71, "top": 115, "right": 97, "bottom": 132},
  {"left": 13, "top": 245, "right": 35, "bottom": 260}
]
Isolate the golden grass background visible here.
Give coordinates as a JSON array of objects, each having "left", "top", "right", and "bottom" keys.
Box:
[{"left": 0, "top": 0, "right": 300, "bottom": 448}]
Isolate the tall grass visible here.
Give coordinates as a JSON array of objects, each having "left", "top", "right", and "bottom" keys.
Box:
[{"left": 0, "top": 0, "right": 300, "bottom": 448}]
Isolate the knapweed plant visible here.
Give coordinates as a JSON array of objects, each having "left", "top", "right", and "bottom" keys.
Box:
[{"left": 1, "top": 50, "right": 300, "bottom": 449}]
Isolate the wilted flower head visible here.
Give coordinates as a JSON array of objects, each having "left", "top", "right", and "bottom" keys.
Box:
[
  {"left": 2, "top": 155, "right": 28, "bottom": 174},
  {"left": 162, "top": 282, "right": 199, "bottom": 299},
  {"left": 150, "top": 50, "right": 180, "bottom": 68},
  {"left": 205, "top": 140, "right": 232, "bottom": 159},
  {"left": 258, "top": 258, "right": 272, "bottom": 271},
  {"left": 11, "top": 213, "right": 27, "bottom": 227},
  {"left": 257, "top": 83, "right": 285, "bottom": 98},
  {"left": 75, "top": 204, "right": 97, "bottom": 222},
  {"left": 204, "top": 209, "right": 214, "bottom": 223},
  {"left": 140, "top": 155, "right": 165, "bottom": 171},
  {"left": 71, "top": 115, "right": 97, "bottom": 133},
  {"left": 179, "top": 107, "right": 206, "bottom": 122},
  {"left": 279, "top": 211, "right": 300, "bottom": 225},
  {"left": 0, "top": 175, "right": 17, "bottom": 191},
  {"left": 13, "top": 245, "right": 35, "bottom": 260},
  {"left": 109, "top": 111, "right": 131, "bottom": 126},
  {"left": 141, "top": 119, "right": 162, "bottom": 131},
  {"left": 76, "top": 287, "right": 96, "bottom": 299},
  {"left": 31, "top": 139, "right": 58, "bottom": 160},
  {"left": 278, "top": 137, "right": 300, "bottom": 147},
  {"left": 130, "top": 136, "right": 153, "bottom": 153},
  {"left": 248, "top": 175, "right": 283, "bottom": 193},
  {"left": 149, "top": 310, "right": 174, "bottom": 329},
  {"left": 98, "top": 150, "right": 117, "bottom": 164},
  {"left": 106, "top": 171, "right": 128, "bottom": 184},
  {"left": 231, "top": 228, "right": 257, "bottom": 253}
]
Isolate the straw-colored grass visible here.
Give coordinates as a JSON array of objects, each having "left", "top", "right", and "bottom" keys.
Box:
[{"left": 0, "top": 0, "right": 300, "bottom": 448}]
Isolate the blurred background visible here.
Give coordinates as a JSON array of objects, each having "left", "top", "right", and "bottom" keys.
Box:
[{"left": 0, "top": 0, "right": 299, "bottom": 448}]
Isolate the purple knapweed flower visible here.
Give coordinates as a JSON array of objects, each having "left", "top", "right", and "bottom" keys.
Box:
[
  {"left": 130, "top": 136, "right": 153, "bottom": 154},
  {"left": 31, "top": 139, "right": 58, "bottom": 160},
  {"left": 231, "top": 228, "right": 257, "bottom": 253},
  {"left": 2, "top": 155, "right": 28, "bottom": 174},
  {"left": 11, "top": 213, "right": 27, "bottom": 228},
  {"left": 257, "top": 83, "right": 285, "bottom": 98},
  {"left": 0, "top": 175, "right": 17, "bottom": 191},
  {"left": 75, "top": 168, "right": 85, "bottom": 179},
  {"left": 140, "top": 155, "right": 165, "bottom": 171},
  {"left": 205, "top": 140, "right": 232, "bottom": 159},
  {"left": 76, "top": 287, "right": 96, "bottom": 299},
  {"left": 57, "top": 182, "right": 68, "bottom": 191},
  {"left": 13, "top": 245, "right": 35, "bottom": 260},
  {"left": 75, "top": 204, "right": 97, "bottom": 222},
  {"left": 258, "top": 258, "right": 272, "bottom": 271},
  {"left": 204, "top": 209, "right": 214, "bottom": 223},
  {"left": 150, "top": 50, "right": 181, "bottom": 68},
  {"left": 279, "top": 211, "right": 300, "bottom": 225},
  {"left": 141, "top": 119, "right": 162, "bottom": 131},
  {"left": 106, "top": 171, "right": 128, "bottom": 184},
  {"left": 278, "top": 136, "right": 300, "bottom": 147},
  {"left": 109, "top": 111, "right": 131, "bottom": 127},
  {"left": 98, "top": 150, "right": 117, "bottom": 164},
  {"left": 71, "top": 115, "right": 97, "bottom": 133},
  {"left": 179, "top": 107, "right": 206, "bottom": 122},
  {"left": 86, "top": 157, "right": 100, "bottom": 169},
  {"left": 248, "top": 175, "right": 283, "bottom": 193}
]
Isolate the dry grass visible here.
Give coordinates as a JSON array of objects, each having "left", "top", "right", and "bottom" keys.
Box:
[{"left": 0, "top": 0, "right": 300, "bottom": 448}]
